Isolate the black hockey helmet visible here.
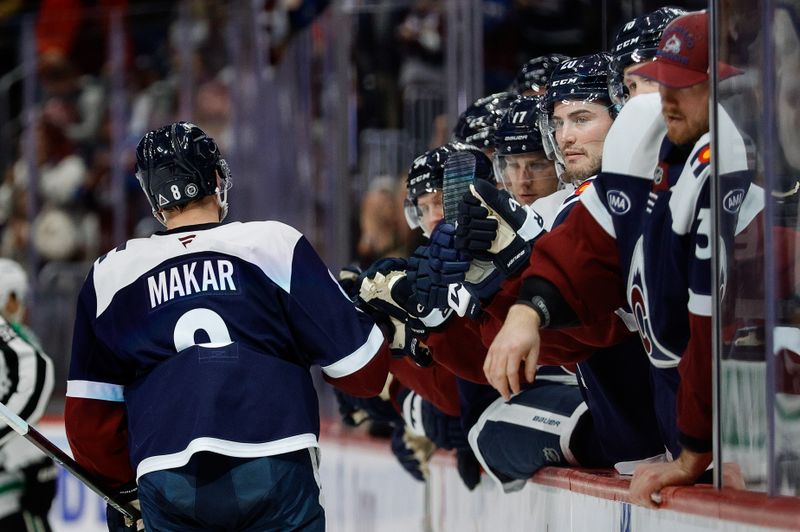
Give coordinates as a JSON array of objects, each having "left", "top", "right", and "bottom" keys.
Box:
[
  {"left": 538, "top": 53, "right": 616, "bottom": 169},
  {"left": 492, "top": 96, "right": 557, "bottom": 196},
  {"left": 510, "top": 54, "right": 571, "bottom": 95},
  {"left": 451, "top": 92, "right": 517, "bottom": 149},
  {"left": 541, "top": 53, "right": 615, "bottom": 114},
  {"left": 493, "top": 96, "right": 546, "bottom": 155},
  {"left": 609, "top": 7, "right": 687, "bottom": 105},
  {"left": 135, "top": 122, "right": 232, "bottom": 225},
  {"left": 405, "top": 142, "right": 494, "bottom": 230}
]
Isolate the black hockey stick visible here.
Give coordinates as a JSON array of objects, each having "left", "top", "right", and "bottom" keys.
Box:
[
  {"left": 0, "top": 401, "right": 141, "bottom": 522},
  {"left": 442, "top": 151, "right": 476, "bottom": 225},
  {"left": 442, "top": 151, "right": 481, "bottom": 319}
]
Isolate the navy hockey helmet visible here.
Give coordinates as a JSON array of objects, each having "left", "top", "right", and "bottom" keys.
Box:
[
  {"left": 493, "top": 96, "right": 546, "bottom": 155},
  {"left": 510, "top": 54, "right": 571, "bottom": 95},
  {"left": 405, "top": 142, "right": 494, "bottom": 231},
  {"left": 493, "top": 96, "right": 558, "bottom": 197},
  {"left": 135, "top": 122, "right": 232, "bottom": 225},
  {"left": 451, "top": 92, "right": 517, "bottom": 149},
  {"left": 541, "top": 53, "right": 615, "bottom": 114},
  {"left": 538, "top": 53, "right": 616, "bottom": 165},
  {"left": 609, "top": 7, "right": 687, "bottom": 105}
]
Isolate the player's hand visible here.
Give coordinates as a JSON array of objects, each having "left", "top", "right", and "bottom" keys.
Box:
[
  {"left": 106, "top": 482, "right": 144, "bottom": 532},
  {"left": 484, "top": 304, "right": 542, "bottom": 400},
  {"left": 629, "top": 449, "right": 712, "bottom": 509}
]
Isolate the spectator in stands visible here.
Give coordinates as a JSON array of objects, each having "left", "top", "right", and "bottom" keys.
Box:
[
  {"left": 38, "top": 54, "right": 105, "bottom": 150},
  {"left": 357, "top": 175, "right": 412, "bottom": 266},
  {"left": 0, "top": 118, "right": 99, "bottom": 264}
]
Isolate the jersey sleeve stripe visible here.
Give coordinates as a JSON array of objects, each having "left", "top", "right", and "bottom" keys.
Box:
[
  {"left": 321, "top": 324, "right": 384, "bottom": 379},
  {"left": 66, "top": 380, "right": 125, "bottom": 402},
  {"left": 579, "top": 184, "right": 616, "bottom": 238},
  {"left": 687, "top": 289, "right": 711, "bottom": 317}
]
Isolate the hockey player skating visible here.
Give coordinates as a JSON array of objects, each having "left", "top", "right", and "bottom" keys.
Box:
[
  {"left": 65, "top": 122, "right": 390, "bottom": 531},
  {"left": 0, "top": 259, "right": 56, "bottom": 532}
]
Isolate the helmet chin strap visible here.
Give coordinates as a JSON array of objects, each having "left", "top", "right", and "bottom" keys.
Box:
[
  {"left": 216, "top": 184, "right": 229, "bottom": 222},
  {"left": 152, "top": 204, "right": 169, "bottom": 227}
]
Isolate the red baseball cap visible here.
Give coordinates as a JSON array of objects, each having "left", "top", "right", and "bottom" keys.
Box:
[{"left": 634, "top": 10, "right": 742, "bottom": 89}]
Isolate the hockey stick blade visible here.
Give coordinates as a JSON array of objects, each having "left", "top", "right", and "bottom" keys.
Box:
[
  {"left": 443, "top": 151, "right": 476, "bottom": 226},
  {"left": 0, "top": 401, "right": 141, "bottom": 522}
]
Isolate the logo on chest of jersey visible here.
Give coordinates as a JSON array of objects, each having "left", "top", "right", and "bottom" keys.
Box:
[
  {"left": 627, "top": 239, "right": 681, "bottom": 368},
  {"left": 606, "top": 190, "right": 631, "bottom": 215},
  {"left": 723, "top": 188, "right": 745, "bottom": 214}
]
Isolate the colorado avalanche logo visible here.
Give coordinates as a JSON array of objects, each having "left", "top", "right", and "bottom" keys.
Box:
[
  {"left": 628, "top": 270, "right": 653, "bottom": 357},
  {"left": 663, "top": 34, "right": 682, "bottom": 54},
  {"left": 722, "top": 188, "right": 745, "bottom": 214},
  {"left": 627, "top": 238, "right": 681, "bottom": 368},
  {"left": 606, "top": 190, "right": 631, "bottom": 215}
]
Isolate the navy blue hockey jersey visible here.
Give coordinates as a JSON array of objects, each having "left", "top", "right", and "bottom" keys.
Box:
[{"left": 65, "top": 221, "right": 389, "bottom": 484}]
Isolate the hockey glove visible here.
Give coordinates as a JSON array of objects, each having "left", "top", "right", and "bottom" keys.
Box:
[
  {"left": 408, "top": 231, "right": 480, "bottom": 318},
  {"left": 456, "top": 179, "right": 546, "bottom": 275},
  {"left": 337, "top": 264, "right": 363, "bottom": 301},
  {"left": 334, "top": 388, "right": 403, "bottom": 427},
  {"left": 456, "top": 447, "right": 482, "bottom": 491},
  {"left": 105, "top": 482, "right": 143, "bottom": 532},
  {"left": 358, "top": 258, "right": 419, "bottom": 320},
  {"left": 390, "top": 424, "right": 436, "bottom": 482},
  {"left": 358, "top": 264, "right": 433, "bottom": 367},
  {"left": 400, "top": 389, "right": 469, "bottom": 451},
  {"left": 20, "top": 457, "right": 57, "bottom": 519}
]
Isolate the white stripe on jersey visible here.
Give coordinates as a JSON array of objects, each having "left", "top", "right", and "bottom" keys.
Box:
[
  {"left": 687, "top": 289, "right": 712, "bottom": 317},
  {"left": 669, "top": 133, "right": 710, "bottom": 236},
  {"left": 601, "top": 92, "right": 665, "bottom": 179},
  {"left": 66, "top": 380, "right": 125, "bottom": 402},
  {"left": 93, "top": 221, "right": 303, "bottom": 318},
  {"left": 579, "top": 184, "right": 616, "bottom": 238},
  {"left": 320, "top": 324, "right": 384, "bottom": 379},
  {"left": 735, "top": 183, "right": 764, "bottom": 236},
  {"left": 136, "top": 433, "right": 319, "bottom": 480}
]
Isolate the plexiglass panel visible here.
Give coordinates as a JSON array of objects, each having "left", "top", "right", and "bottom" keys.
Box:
[{"left": 715, "top": 0, "right": 800, "bottom": 495}]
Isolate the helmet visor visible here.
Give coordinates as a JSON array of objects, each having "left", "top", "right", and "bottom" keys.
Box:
[
  {"left": 403, "top": 198, "right": 422, "bottom": 230},
  {"left": 493, "top": 152, "right": 559, "bottom": 204}
]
